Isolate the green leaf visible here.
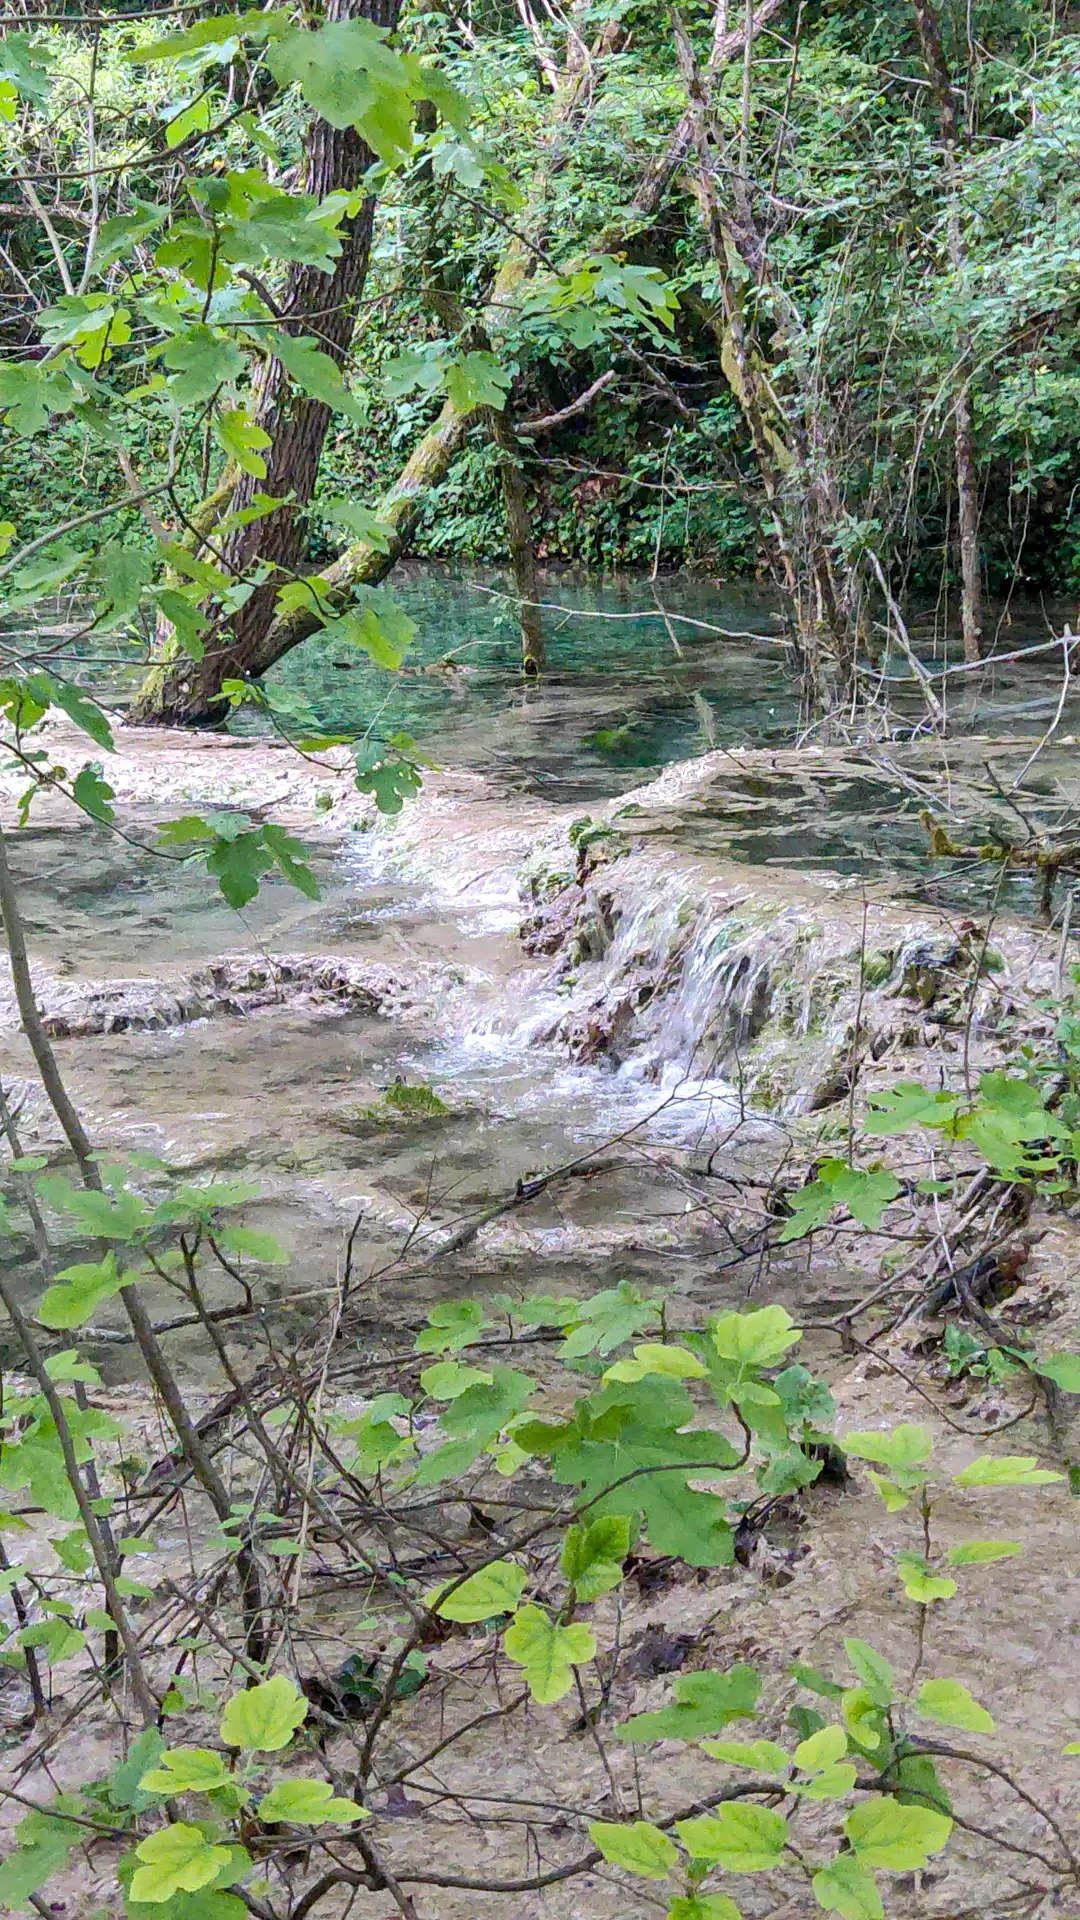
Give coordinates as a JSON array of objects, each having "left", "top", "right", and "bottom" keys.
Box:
[
  {"left": 603, "top": 1344, "right": 707, "bottom": 1385},
  {"left": 915, "top": 1677, "right": 995, "bottom": 1732},
  {"left": 165, "top": 94, "right": 212, "bottom": 147},
  {"left": 700, "top": 1738, "right": 789, "bottom": 1772},
  {"left": 893, "top": 1752, "right": 952, "bottom": 1814},
  {"left": 420, "top": 1361, "right": 493, "bottom": 1399},
  {"left": 257, "top": 1780, "right": 365, "bottom": 1825},
  {"left": 110, "top": 1729, "right": 167, "bottom": 1810},
  {"left": 895, "top": 1554, "right": 957, "bottom": 1604},
  {"left": 432, "top": 1559, "right": 526, "bottom": 1622},
  {"left": 353, "top": 757, "right": 423, "bottom": 815},
  {"left": 0, "top": 1807, "right": 79, "bottom": 1908},
  {"left": 558, "top": 1281, "right": 660, "bottom": 1357},
  {"left": 130, "top": 1824, "right": 233, "bottom": 1902},
  {"left": 163, "top": 329, "right": 245, "bottom": 405},
  {"left": 443, "top": 350, "right": 512, "bottom": 414},
  {"left": 588, "top": 1820, "right": 678, "bottom": 1880},
  {"left": 216, "top": 408, "right": 272, "bottom": 478},
  {"left": 953, "top": 1454, "right": 1064, "bottom": 1488},
  {"left": 616, "top": 1666, "right": 760, "bottom": 1743},
  {"left": 24, "top": 673, "right": 113, "bottom": 751},
  {"left": 844, "top": 1800, "right": 952, "bottom": 1869},
  {"left": 20, "top": 1619, "right": 85, "bottom": 1661},
  {"left": 91, "top": 543, "right": 153, "bottom": 626},
  {"left": 270, "top": 331, "right": 366, "bottom": 424},
  {"left": 219, "top": 1675, "right": 307, "bottom": 1751},
  {"left": 667, "top": 1901, "right": 742, "bottom": 1920},
  {"left": 795, "top": 1724, "right": 848, "bottom": 1771},
  {"left": 946, "top": 1539, "right": 1022, "bottom": 1565},
  {"left": 321, "top": 587, "right": 414, "bottom": 669},
  {"left": 843, "top": 1425, "right": 932, "bottom": 1470},
  {"left": 674, "top": 1804, "right": 788, "bottom": 1872},
  {"left": 812, "top": 1855, "right": 883, "bottom": 1920},
  {"left": 778, "top": 1161, "right": 901, "bottom": 1242},
  {"left": 843, "top": 1640, "right": 894, "bottom": 1706},
  {"left": 43, "top": 1351, "right": 101, "bottom": 1384},
  {"left": 864, "top": 1083, "right": 960, "bottom": 1134},
  {"left": 213, "top": 1226, "right": 287, "bottom": 1265},
  {"left": 560, "top": 1514, "right": 631, "bottom": 1600},
  {"left": 206, "top": 829, "right": 274, "bottom": 909},
  {"left": 503, "top": 1604, "right": 595, "bottom": 1703},
  {"left": 841, "top": 1688, "right": 886, "bottom": 1751},
  {"left": 320, "top": 498, "right": 392, "bottom": 551},
  {"left": 72, "top": 764, "right": 116, "bottom": 825},
  {"left": 266, "top": 16, "right": 415, "bottom": 158},
  {"left": 38, "top": 1253, "right": 125, "bottom": 1328},
  {"left": 710, "top": 1305, "right": 801, "bottom": 1368},
  {"left": 415, "top": 1299, "right": 491, "bottom": 1354},
  {"left": 1034, "top": 1352, "right": 1080, "bottom": 1393},
  {"left": 139, "top": 1749, "right": 233, "bottom": 1795}
]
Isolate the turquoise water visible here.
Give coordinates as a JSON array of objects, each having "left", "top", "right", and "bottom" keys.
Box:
[{"left": 258, "top": 567, "right": 795, "bottom": 801}]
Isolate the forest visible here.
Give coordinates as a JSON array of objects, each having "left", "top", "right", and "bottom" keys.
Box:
[{"left": 1, "top": 3, "right": 1080, "bottom": 1920}]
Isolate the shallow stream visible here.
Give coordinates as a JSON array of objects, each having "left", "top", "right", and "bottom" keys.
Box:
[{"left": 2, "top": 568, "right": 1079, "bottom": 1365}]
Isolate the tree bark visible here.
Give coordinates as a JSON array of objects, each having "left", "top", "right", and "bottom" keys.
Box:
[
  {"left": 911, "top": 0, "right": 983, "bottom": 663},
  {"left": 131, "top": 0, "right": 402, "bottom": 724},
  {"left": 487, "top": 405, "right": 544, "bottom": 674},
  {"left": 131, "top": 0, "right": 782, "bottom": 717}
]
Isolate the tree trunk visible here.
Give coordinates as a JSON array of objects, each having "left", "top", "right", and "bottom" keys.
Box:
[
  {"left": 131, "top": 0, "right": 402, "bottom": 725},
  {"left": 911, "top": 0, "right": 982, "bottom": 663},
  {"left": 131, "top": 0, "right": 781, "bottom": 718},
  {"left": 487, "top": 406, "right": 544, "bottom": 674}
]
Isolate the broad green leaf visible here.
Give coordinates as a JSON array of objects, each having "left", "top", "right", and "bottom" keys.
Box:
[
  {"left": 432, "top": 1559, "right": 526, "bottom": 1622},
  {"left": 219, "top": 1675, "right": 307, "bottom": 1751},
  {"left": 72, "top": 764, "right": 116, "bottom": 824},
  {"left": 812, "top": 1855, "right": 883, "bottom": 1920},
  {"left": 947, "top": 1539, "right": 1022, "bottom": 1565},
  {"left": 843, "top": 1425, "right": 931, "bottom": 1473},
  {"left": 867, "top": 1471, "right": 911, "bottom": 1512},
  {"left": 266, "top": 16, "right": 415, "bottom": 157},
  {"left": 443, "top": 350, "right": 512, "bottom": 414},
  {"left": 320, "top": 498, "right": 392, "bottom": 551},
  {"left": 796, "top": 1762, "right": 858, "bottom": 1799},
  {"left": 0, "top": 1807, "right": 79, "bottom": 1907},
  {"left": 953, "top": 1454, "right": 1064, "bottom": 1488},
  {"left": 130, "top": 1824, "right": 232, "bottom": 1902},
  {"left": 560, "top": 1515, "right": 631, "bottom": 1601},
  {"left": 667, "top": 1901, "right": 742, "bottom": 1920},
  {"left": 795, "top": 1724, "right": 848, "bottom": 1771},
  {"left": 139, "top": 1749, "right": 233, "bottom": 1795},
  {"left": 674, "top": 1804, "right": 788, "bottom": 1872},
  {"left": 1034, "top": 1352, "right": 1080, "bottom": 1393},
  {"left": 270, "top": 331, "right": 366, "bottom": 424},
  {"left": 844, "top": 1800, "right": 952, "bottom": 1869},
  {"left": 320, "top": 588, "right": 415, "bottom": 669},
  {"left": 415, "top": 1299, "right": 491, "bottom": 1354},
  {"left": 216, "top": 408, "right": 272, "bottom": 477},
  {"left": 588, "top": 1820, "right": 678, "bottom": 1880},
  {"left": 43, "top": 1350, "right": 100, "bottom": 1385},
  {"left": 213, "top": 1226, "right": 287, "bottom": 1265},
  {"left": 603, "top": 1344, "right": 706, "bottom": 1384},
  {"left": 841, "top": 1687, "right": 885, "bottom": 1751},
  {"left": 38, "top": 1253, "right": 125, "bottom": 1329},
  {"left": 503, "top": 1604, "right": 595, "bottom": 1703},
  {"left": 700, "top": 1738, "right": 789, "bottom": 1772},
  {"left": 895, "top": 1554, "right": 957, "bottom": 1604},
  {"left": 558, "top": 1281, "right": 660, "bottom": 1357},
  {"left": 843, "top": 1640, "right": 894, "bottom": 1705},
  {"left": 20, "top": 1619, "right": 85, "bottom": 1661},
  {"left": 864, "top": 1083, "right": 960, "bottom": 1134},
  {"left": 257, "top": 1779, "right": 366, "bottom": 1825},
  {"left": 617, "top": 1666, "right": 761, "bottom": 1742},
  {"left": 778, "top": 1161, "right": 901, "bottom": 1241},
  {"left": 915, "top": 1677, "right": 995, "bottom": 1732},
  {"left": 710, "top": 1305, "right": 800, "bottom": 1368},
  {"left": 165, "top": 95, "right": 212, "bottom": 147},
  {"left": 420, "top": 1361, "right": 493, "bottom": 1399},
  {"left": 24, "top": 674, "right": 113, "bottom": 751},
  {"left": 163, "top": 328, "right": 245, "bottom": 405}
]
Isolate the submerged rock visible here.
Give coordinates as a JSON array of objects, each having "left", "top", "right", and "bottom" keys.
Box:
[{"left": 35, "top": 954, "right": 399, "bottom": 1038}]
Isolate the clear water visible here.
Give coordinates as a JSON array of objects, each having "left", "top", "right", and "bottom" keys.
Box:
[{"left": 253, "top": 566, "right": 797, "bottom": 801}]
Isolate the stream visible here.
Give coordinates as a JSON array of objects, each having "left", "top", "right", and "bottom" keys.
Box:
[{"left": 2, "top": 568, "right": 1079, "bottom": 1372}]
